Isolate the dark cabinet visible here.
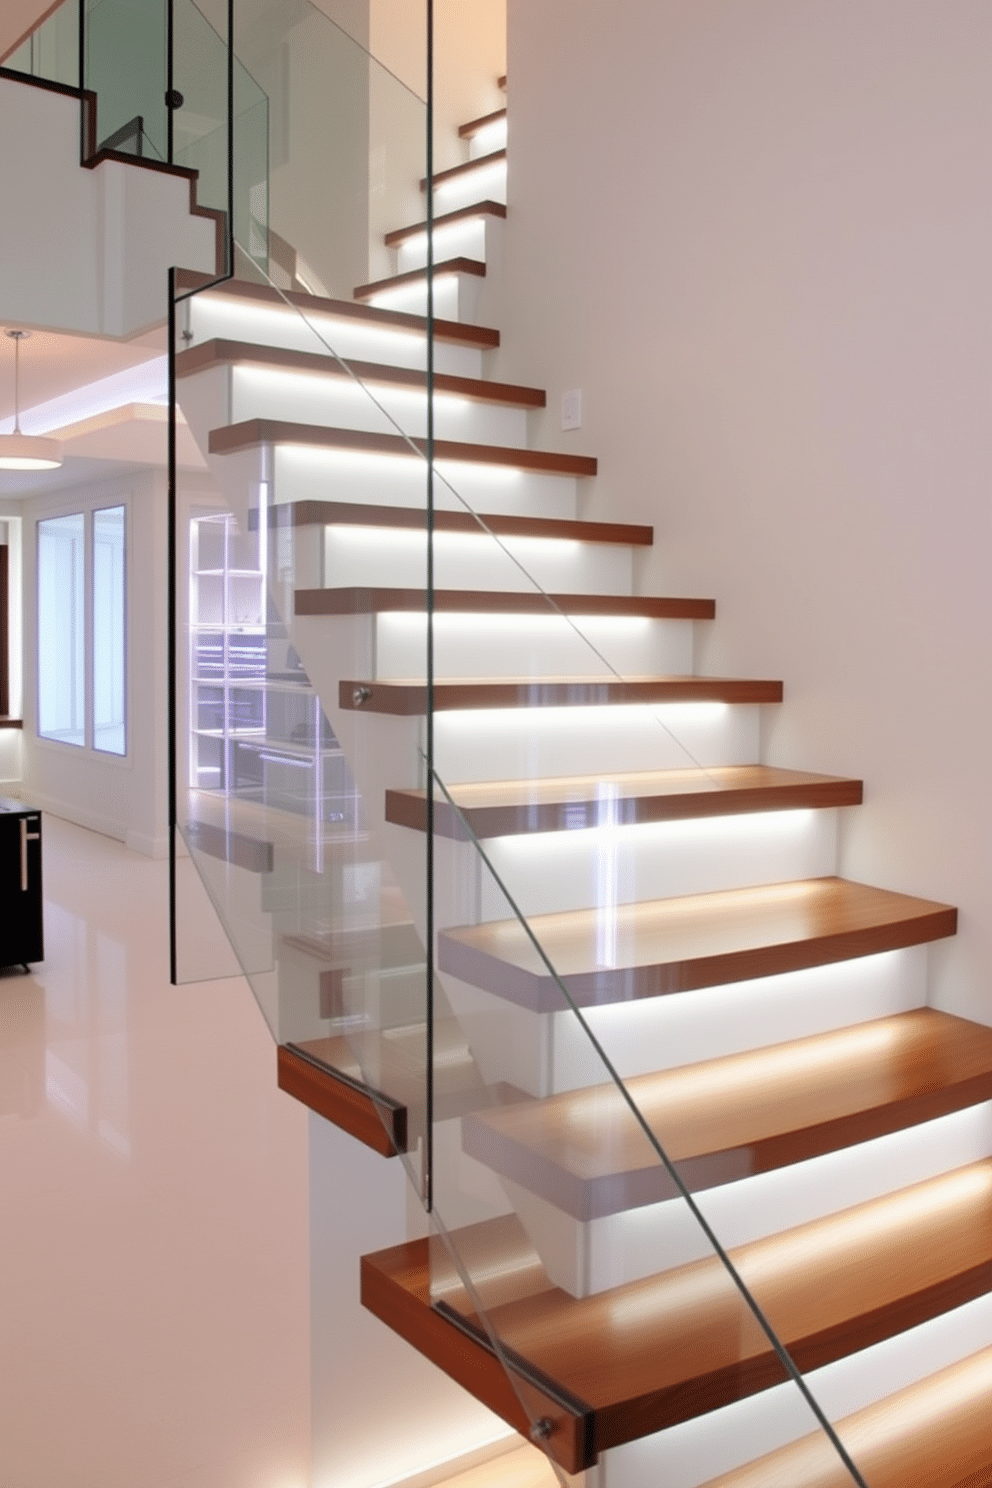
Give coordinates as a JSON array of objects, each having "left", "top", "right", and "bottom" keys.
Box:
[{"left": 0, "top": 799, "right": 43, "bottom": 970}]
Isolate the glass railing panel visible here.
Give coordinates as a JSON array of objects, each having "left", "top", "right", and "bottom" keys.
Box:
[
  {"left": 172, "top": 460, "right": 434, "bottom": 1195},
  {"left": 233, "top": 0, "right": 425, "bottom": 300},
  {"left": 84, "top": 0, "right": 168, "bottom": 160},
  {"left": 172, "top": 0, "right": 268, "bottom": 269},
  {"left": 170, "top": 0, "right": 436, "bottom": 1180},
  {"left": 422, "top": 789, "right": 868, "bottom": 1485},
  {"left": 2, "top": 0, "right": 79, "bottom": 87}
]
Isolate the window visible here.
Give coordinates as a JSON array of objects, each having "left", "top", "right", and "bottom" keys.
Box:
[
  {"left": 37, "top": 512, "right": 85, "bottom": 747},
  {"left": 37, "top": 504, "right": 127, "bottom": 755},
  {"left": 92, "top": 506, "right": 126, "bottom": 754}
]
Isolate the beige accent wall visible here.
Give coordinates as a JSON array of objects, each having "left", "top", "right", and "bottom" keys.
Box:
[{"left": 499, "top": 0, "right": 992, "bottom": 1027}]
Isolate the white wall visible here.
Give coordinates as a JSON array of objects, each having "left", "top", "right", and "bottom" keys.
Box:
[
  {"left": 498, "top": 0, "right": 992, "bottom": 1028},
  {"left": 21, "top": 468, "right": 170, "bottom": 856},
  {"left": 371, "top": 0, "right": 506, "bottom": 169},
  {"left": 0, "top": 73, "right": 218, "bottom": 338}
]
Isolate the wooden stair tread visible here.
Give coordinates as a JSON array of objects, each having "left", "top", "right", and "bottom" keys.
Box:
[
  {"left": 339, "top": 674, "right": 783, "bottom": 715},
  {"left": 436, "top": 876, "right": 957, "bottom": 1011},
  {"left": 459, "top": 107, "right": 508, "bottom": 139},
  {"left": 175, "top": 270, "right": 499, "bottom": 347},
  {"left": 177, "top": 338, "right": 545, "bottom": 408},
  {"left": 354, "top": 257, "right": 486, "bottom": 301},
  {"left": 208, "top": 421, "right": 598, "bottom": 477},
  {"left": 701, "top": 1342, "right": 992, "bottom": 1487},
  {"left": 290, "top": 1018, "right": 487, "bottom": 1128},
  {"left": 384, "top": 200, "right": 507, "bottom": 248},
  {"left": 251, "top": 499, "right": 651, "bottom": 547},
  {"left": 386, "top": 763, "right": 863, "bottom": 838},
  {"left": 421, "top": 148, "right": 507, "bottom": 191},
  {"left": 462, "top": 1008, "right": 992, "bottom": 1219},
  {"left": 363, "top": 1160, "right": 992, "bottom": 1469},
  {"left": 294, "top": 587, "right": 714, "bottom": 619},
  {"left": 278, "top": 1042, "right": 405, "bottom": 1156}
]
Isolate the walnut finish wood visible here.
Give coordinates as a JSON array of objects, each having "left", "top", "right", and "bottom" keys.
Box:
[
  {"left": 386, "top": 763, "right": 863, "bottom": 838},
  {"left": 361, "top": 1223, "right": 594, "bottom": 1475},
  {"left": 173, "top": 271, "right": 500, "bottom": 347},
  {"left": 339, "top": 674, "right": 782, "bottom": 717},
  {"left": 461, "top": 1009, "right": 992, "bottom": 1219},
  {"left": 437, "top": 877, "right": 957, "bottom": 1012},
  {"left": 208, "top": 421, "right": 597, "bottom": 477},
  {"left": 701, "top": 1342, "right": 992, "bottom": 1488},
  {"left": 185, "top": 819, "right": 274, "bottom": 874},
  {"left": 292, "top": 1018, "right": 491, "bottom": 1128},
  {"left": 363, "top": 1160, "right": 992, "bottom": 1466},
  {"left": 421, "top": 148, "right": 507, "bottom": 191},
  {"left": 459, "top": 107, "right": 508, "bottom": 138},
  {"left": 0, "top": 717, "right": 22, "bottom": 730},
  {"left": 295, "top": 587, "right": 714, "bottom": 619},
  {"left": 177, "top": 338, "right": 545, "bottom": 408},
  {"left": 354, "top": 256, "right": 486, "bottom": 302},
  {"left": 277, "top": 1043, "right": 404, "bottom": 1156},
  {"left": 252, "top": 499, "right": 650, "bottom": 546},
  {"left": 384, "top": 200, "right": 507, "bottom": 248}
]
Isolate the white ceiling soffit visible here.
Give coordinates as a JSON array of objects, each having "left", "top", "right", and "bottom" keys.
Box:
[{"left": 0, "top": 325, "right": 168, "bottom": 430}]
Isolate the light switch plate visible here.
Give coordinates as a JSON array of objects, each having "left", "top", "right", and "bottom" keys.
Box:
[{"left": 561, "top": 388, "right": 583, "bottom": 431}]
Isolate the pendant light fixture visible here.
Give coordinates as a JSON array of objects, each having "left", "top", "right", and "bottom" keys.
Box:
[{"left": 0, "top": 330, "right": 62, "bottom": 471}]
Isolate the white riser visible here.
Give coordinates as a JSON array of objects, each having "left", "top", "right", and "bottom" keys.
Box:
[
  {"left": 468, "top": 120, "right": 508, "bottom": 160},
  {"left": 432, "top": 701, "right": 762, "bottom": 783},
  {"left": 432, "top": 159, "right": 507, "bottom": 214},
  {"left": 500, "top": 1100, "right": 992, "bottom": 1297},
  {"left": 464, "top": 805, "right": 837, "bottom": 920},
  {"left": 282, "top": 611, "right": 686, "bottom": 689},
  {"left": 438, "top": 947, "right": 928, "bottom": 1096},
  {"left": 183, "top": 293, "right": 485, "bottom": 378},
  {"left": 227, "top": 362, "right": 528, "bottom": 447},
  {"left": 365, "top": 269, "right": 482, "bottom": 323},
  {"left": 271, "top": 444, "right": 580, "bottom": 520},
  {"left": 375, "top": 613, "right": 694, "bottom": 684},
  {"left": 396, "top": 216, "right": 500, "bottom": 273},
  {"left": 321, "top": 527, "right": 635, "bottom": 596},
  {"left": 595, "top": 1294, "right": 992, "bottom": 1488}
]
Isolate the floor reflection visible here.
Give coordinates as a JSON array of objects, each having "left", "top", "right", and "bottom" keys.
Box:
[
  {"left": 0, "top": 814, "right": 310, "bottom": 1488},
  {"left": 0, "top": 971, "right": 45, "bottom": 1119}
]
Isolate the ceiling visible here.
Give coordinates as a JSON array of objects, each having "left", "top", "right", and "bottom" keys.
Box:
[
  {"left": 0, "top": 324, "right": 166, "bottom": 428},
  {"left": 0, "top": 324, "right": 207, "bottom": 498}
]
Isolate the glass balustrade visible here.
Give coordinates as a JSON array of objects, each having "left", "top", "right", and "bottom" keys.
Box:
[{"left": 161, "top": 2, "right": 977, "bottom": 1484}]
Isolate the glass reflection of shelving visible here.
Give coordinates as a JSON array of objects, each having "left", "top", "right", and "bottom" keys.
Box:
[{"left": 189, "top": 514, "right": 358, "bottom": 829}]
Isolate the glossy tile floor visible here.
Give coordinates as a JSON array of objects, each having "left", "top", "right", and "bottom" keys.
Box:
[{"left": 0, "top": 816, "right": 311, "bottom": 1488}]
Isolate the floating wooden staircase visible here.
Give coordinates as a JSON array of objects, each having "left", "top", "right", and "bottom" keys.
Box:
[{"left": 174, "top": 79, "right": 992, "bottom": 1488}]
